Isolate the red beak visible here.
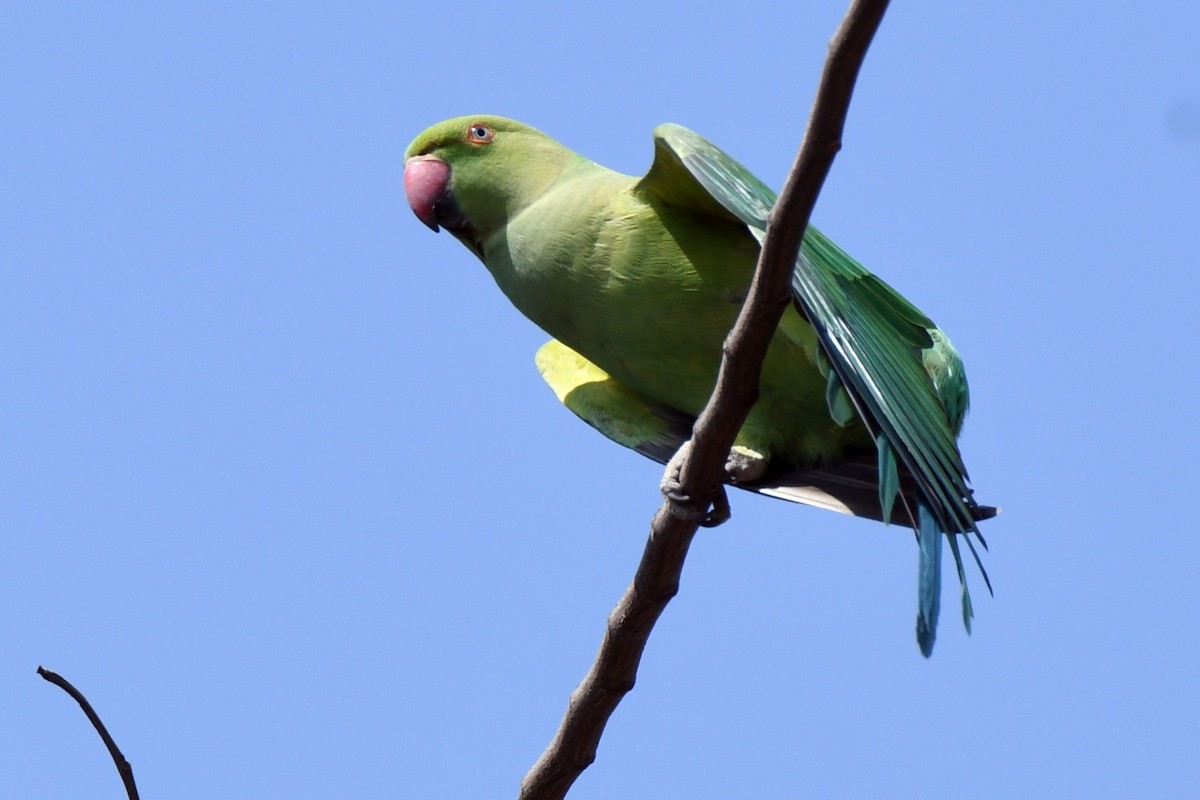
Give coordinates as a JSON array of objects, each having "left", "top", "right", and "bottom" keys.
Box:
[{"left": 404, "top": 156, "right": 452, "bottom": 232}]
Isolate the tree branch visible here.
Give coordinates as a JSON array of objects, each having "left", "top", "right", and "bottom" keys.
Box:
[
  {"left": 519, "top": 2, "right": 891, "bottom": 797},
  {"left": 37, "top": 666, "right": 141, "bottom": 800}
]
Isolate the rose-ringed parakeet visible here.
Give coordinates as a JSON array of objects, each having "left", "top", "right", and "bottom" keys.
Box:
[{"left": 404, "top": 115, "right": 995, "bottom": 656}]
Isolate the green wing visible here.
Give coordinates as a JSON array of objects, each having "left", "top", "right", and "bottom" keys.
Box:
[{"left": 640, "top": 124, "right": 991, "bottom": 565}]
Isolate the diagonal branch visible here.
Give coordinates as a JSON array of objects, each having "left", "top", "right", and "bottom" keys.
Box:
[
  {"left": 38, "top": 666, "right": 141, "bottom": 800},
  {"left": 518, "top": 2, "right": 891, "bottom": 798}
]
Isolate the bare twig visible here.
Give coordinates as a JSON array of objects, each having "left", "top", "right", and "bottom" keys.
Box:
[
  {"left": 37, "top": 666, "right": 141, "bottom": 800},
  {"left": 518, "top": 2, "right": 892, "bottom": 798}
]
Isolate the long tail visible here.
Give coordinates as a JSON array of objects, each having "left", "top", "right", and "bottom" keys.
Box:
[
  {"left": 915, "top": 498, "right": 942, "bottom": 657},
  {"left": 915, "top": 496, "right": 979, "bottom": 657}
]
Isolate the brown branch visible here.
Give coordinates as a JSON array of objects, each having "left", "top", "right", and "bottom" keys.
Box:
[
  {"left": 518, "top": 2, "right": 891, "bottom": 798},
  {"left": 37, "top": 666, "right": 141, "bottom": 800}
]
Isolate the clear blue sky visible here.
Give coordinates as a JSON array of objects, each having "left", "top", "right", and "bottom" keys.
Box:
[{"left": 4, "top": 2, "right": 1199, "bottom": 797}]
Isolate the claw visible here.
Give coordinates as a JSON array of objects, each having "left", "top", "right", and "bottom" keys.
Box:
[{"left": 660, "top": 441, "right": 733, "bottom": 527}]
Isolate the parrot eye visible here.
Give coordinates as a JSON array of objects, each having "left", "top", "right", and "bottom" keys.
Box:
[{"left": 466, "top": 123, "right": 495, "bottom": 144}]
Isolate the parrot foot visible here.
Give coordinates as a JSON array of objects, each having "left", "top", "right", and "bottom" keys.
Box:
[
  {"left": 660, "top": 441, "right": 732, "bottom": 527},
  {"left": 725, "top": 445, "right": 768, "bottom": 484}
]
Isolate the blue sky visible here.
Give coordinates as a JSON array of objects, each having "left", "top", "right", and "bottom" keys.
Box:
[{"left": 4, "top": 2, "right": 1199, "bottom": 797}]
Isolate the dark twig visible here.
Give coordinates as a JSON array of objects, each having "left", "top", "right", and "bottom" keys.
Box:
[
  {"left": 37, "top": 666, "right": 140, "bottom": 800},
  {"left": 518, "top": 2, "right": 891, "bottom": 798}
]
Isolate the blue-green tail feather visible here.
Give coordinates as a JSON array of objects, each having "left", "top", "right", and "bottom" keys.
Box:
[
  {"left": 946, "top": 531, "right": 976, "bottom": 634},
  {"left": 915, "top": 499, "right": 942, "bottom": 658}
]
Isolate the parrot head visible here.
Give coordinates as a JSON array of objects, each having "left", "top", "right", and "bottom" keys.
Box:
[{"left": 404, "top": 115, "right": 578, "bottom": 257}]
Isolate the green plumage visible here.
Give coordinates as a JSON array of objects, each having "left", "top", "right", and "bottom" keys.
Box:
[{"left": 405, "top": 115, "right": 995, "bottom": 655}]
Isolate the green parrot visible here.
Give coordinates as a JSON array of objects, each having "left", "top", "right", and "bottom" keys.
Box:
[{"left": 404, "top": 115, "right": 995, "bottom": 656}]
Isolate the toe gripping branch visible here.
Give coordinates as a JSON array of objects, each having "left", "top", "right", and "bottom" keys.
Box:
[{"left": 659, "top": 441, "right": 733, "bottom": 528}]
